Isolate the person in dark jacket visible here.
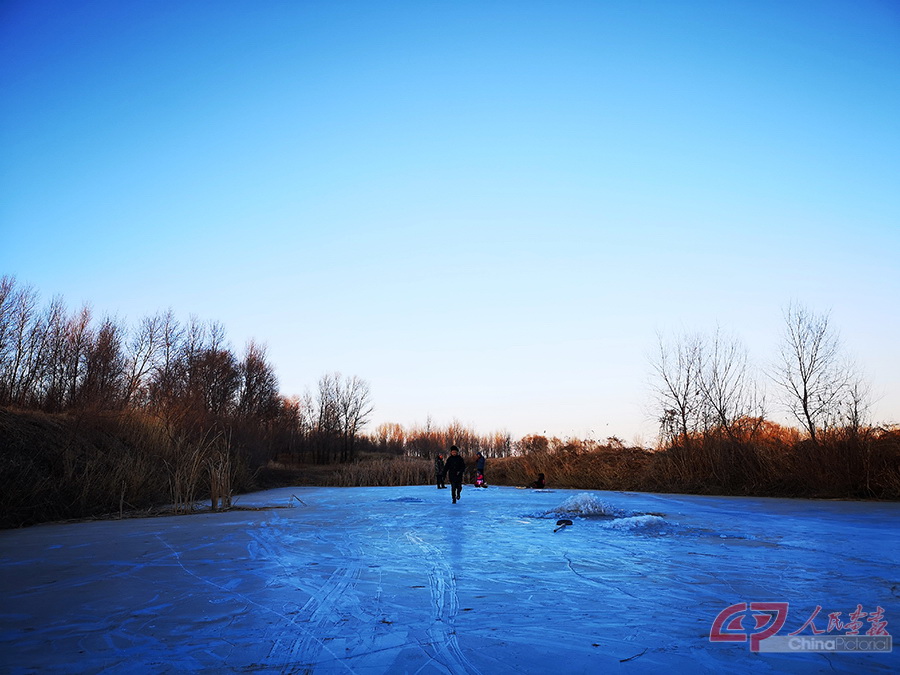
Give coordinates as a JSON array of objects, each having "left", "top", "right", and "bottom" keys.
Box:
[
  {"left": 434, "top": 454, "right": 446, "bottom": 489},
  {"left": 529, "top": 473, "right": 545, "bottom": 489},
  {"left": 444, "top": 446, "right": 466, "bottom": 504},
  {"left": 475, "top": 452, "right": 486, "bottom": 486}
]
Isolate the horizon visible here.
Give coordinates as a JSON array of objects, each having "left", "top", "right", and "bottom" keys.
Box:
[{"left": 2, "top": 1, "right": 898, "bottom": 442}]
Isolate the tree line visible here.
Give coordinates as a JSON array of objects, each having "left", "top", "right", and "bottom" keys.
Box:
[
  {"left": 652, "top": 303, "right": 871, "bottom": 446},
  {"left": 370, "top": 418, "right": 513, "bottom": 459},
  {"left": 647, "top": 302, "right": 897, "bottom": 496},
  {"left": 0, "top": 275, "right": 373, "bottom": 467}
]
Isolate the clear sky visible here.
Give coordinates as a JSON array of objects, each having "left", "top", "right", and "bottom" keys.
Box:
[{"left": 2, "top": 0, "right": 898, "bottom": 443}]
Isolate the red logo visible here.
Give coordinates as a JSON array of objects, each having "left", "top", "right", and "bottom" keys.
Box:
[{"left": 710, "top": 602, "right": 789, "bottom": 651}]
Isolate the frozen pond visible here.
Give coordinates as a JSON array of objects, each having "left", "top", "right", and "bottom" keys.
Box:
[{"left": 1, "top": 485, "right": 897, "bottom": 673}]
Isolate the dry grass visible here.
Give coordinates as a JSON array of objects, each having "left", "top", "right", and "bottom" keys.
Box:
[
  {"left": 488, "top": 445, "right": 652, "bottom": 491},
  {"left": 490, "top": 429, "right": 900, "bottom": 500},
  {"left": 262, "top": 454, "right": 433, "bottom": 488},
  {"left": 639, "top": 427, "right": 900, "bottom": 499},
  {"left": 325, "top": 455, "right": 432, "bottom": 487},
  {"left": 0, "top": 407, "right": 248, "bottom": 528}
]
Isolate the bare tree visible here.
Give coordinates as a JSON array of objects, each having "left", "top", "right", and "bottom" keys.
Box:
[
  {"left": 314, "top": 372, "right": 341, "bottom": 463},
  {"left": 651, "top": 331, "right": 705, "bottom": 447},
  {"left": 314, "top": 372, "right": 373, "bottom": 462},
  {"left": 315, "top": 372, "right": 340, "bottom": 432},
  {"left": 772, "top": 303, "right": 852, "bottom": 443},
  {"left": 197, "top": 348, "right": 240, "bottom": 419},
  {"left": 484, "top": 430, "right": 513, "bottom": 458},
  {"left": 697, "top": 327, "right": 765, "bottom": 441},
  {"left": 447, "top": 418, "right": 480, "bottom": 454},
  {"left": 146, "top": 309, "right": 184, "bottom": 414},
  {"left": 172, "top": 318, "right": 240, "bottom": 424},
  {"left": 405, "top": 417, "right": 444, "bottom": 458},
  {"left": 237, "top": 340, "right": 279, "bottom": 422},
  {"left": 180, "top": 316, "right": 208, "bottom": 407},
  {"left": 516, "top": 434, "right": 550, "bottom": 456},
  {"left": 294, "top": 391, "right": 316, "bottom": 435},
  {"left": 39, "top": 296, "right": 69, "bottom": 411},
  {"left": 0, "top": 282, "right": 41, "bottom": 405},
  {"left": 63, "top": 306, "right": 93, "bottom": 409},
  {"left": 335, "top": 374, "right": 374, "bottom": 462},
  {"left": 79, "top": 316, "right": 126, "bottom": 408},
  {"left": 842, "top": 374, "right": 872, "bottom": 436},
  {"left": 374, "top": 422, "right": 406, "bottom": 454},
  {"left": 0, "top": 276, "right": 20, "bottom": 401},
  {"left": 277, "top": 393, "right": 316, "bottom": 461},
  {"left": 123, "top": 313, "right": 165, "bottom": 407}
]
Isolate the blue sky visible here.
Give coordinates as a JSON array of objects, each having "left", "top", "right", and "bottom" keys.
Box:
[{"left": 2, "top": 0, "right": 898, "bottom": 442}]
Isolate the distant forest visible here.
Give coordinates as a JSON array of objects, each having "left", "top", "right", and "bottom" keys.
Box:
[
  {"left": 0, "top": 275, "right": 514, "bottom": 463},
  {"left": 1, "top": 275, "right": 898, "bottom": 527}
]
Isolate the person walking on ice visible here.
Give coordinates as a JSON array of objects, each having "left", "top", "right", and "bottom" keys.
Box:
[
  {"left": 434, "top": 453, "right": 446, "bottom": 489},
  {"left": 444, "top": 446, "right": 466, "bottom": 504}
]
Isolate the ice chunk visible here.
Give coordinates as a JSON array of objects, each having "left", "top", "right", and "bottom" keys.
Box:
[
  {"left": 544, "top": 493, "right": 626, "bottom": 518},
  {"left": 600, "top": 515, "right": 669, "bottom": 532}
]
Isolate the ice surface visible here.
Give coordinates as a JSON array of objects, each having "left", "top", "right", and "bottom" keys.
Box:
[{"left": 1, "top": 485, "right": 897, "bottom": 674}]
